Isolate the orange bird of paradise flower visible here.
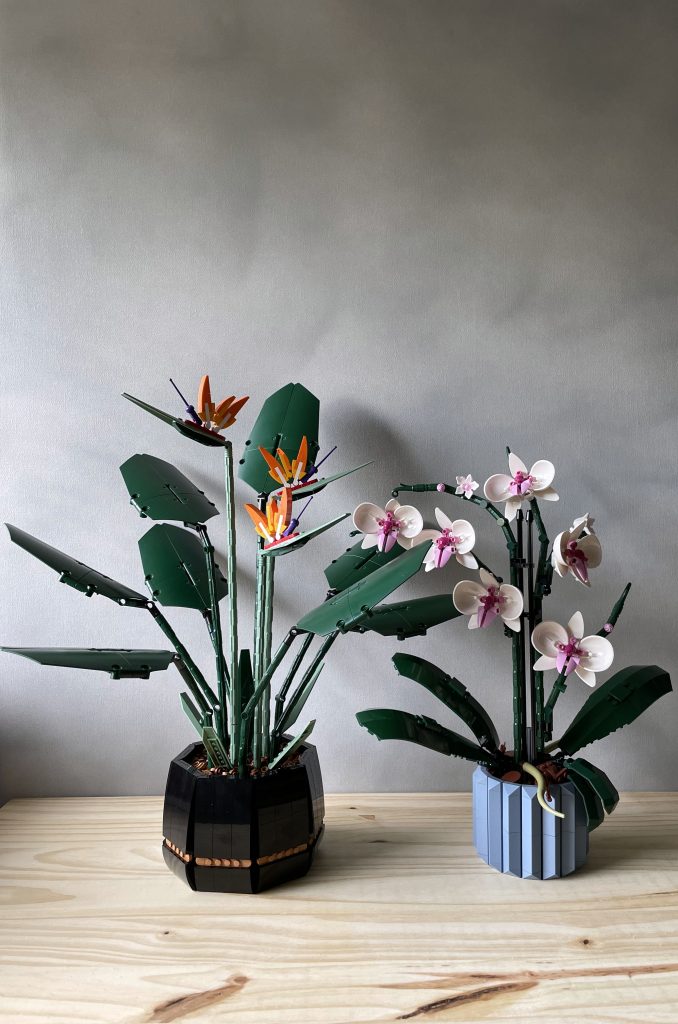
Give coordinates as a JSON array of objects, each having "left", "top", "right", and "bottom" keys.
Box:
[
  {"left": 196, "top": 374, "right": 249, "bottom": 432},
  {"left": 258, "top": 436, "right": 313, "bottom": 489},
  {"left": 244, "top": 487, "right": 296, "bottom": 547}
]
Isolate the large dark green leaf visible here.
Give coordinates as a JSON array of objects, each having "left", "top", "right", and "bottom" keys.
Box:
[
  {"left": 565, "top": 758, "right": 619, "bottom": 815},
  {"left": 259, "top": 513, "right": 350, "bottom": 558},
  {"left": 138, "top": 523, "right": 227, "bottom": 610},
  {"left": 392, "top": 653, "right": 499, "bottom": 751},
  {"left": 324, "top": 536, "right": 401, "bottom": 592},
  {"left": 557, "top": 664, "right": 672, "bottom": 756},
  {"left": 356, "top": 709, "right": 498, "bottom": 768},
  {"left": 6, "top": 524, "right": 147, "bottom": 605},
  {"left": 353, "top": 595, "right": 461, "bottom": 639},
  {"left": 238, "top": 383, "right": 319, "bottom": 495},
  {"left": 123, "top": 393, "right": 227, "bottom": 447},
  {"left": 1, "top": 647, "right": 174, "bottom": 679},
  {"left": 563, "top": 768, "right": 605, "bottom": 832},
  {"left": 297, "top": 541, "right": 431, "bottom": 636},
  {"left": 275, "top": 463, "right": 372, "bottom": 501},
  {"left": 120, "top": 453, "right": 218, "bottom": 524}
]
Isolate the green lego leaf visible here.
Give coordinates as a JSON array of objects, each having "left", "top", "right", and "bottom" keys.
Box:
[
  {"left": 352, "top": 594, "right": 461, "bottom": 639},
  {"left": 274, "top": 463, "right": 372, "bottom": 501},
  {"left": 356, "top": 709, "right": 498, "bottom": 768},
  {"left": 557, "top": 664, "right": 672, "bottom": 756},
  {"left": 259, "top": 513, "right": 350, "bottom": 558},
  {"left": 324, "top": 536, "right": 402, "bottom": 592},
  {"left": 122, "top": 393, "right": 227, "bottom": 447},
  {"left": 1, "top": 647, "right": 175, "bottom": 679},
  {"left": 298, "top": 541, "right": 432, "bottom": 636},
  {"left": 138, "top": 523, "right": 227, "bottom": 610},
  {"left": 6, "top": 524, "right": 147, "bottom": 605},
  {"left": 120, "top": 453, "right": 219, "bottom": 524},
  {"left": 562, "top": 767, "right": 606, "bottom": 832},
  {"left": 180, "top": 692, "right": 203, "bottom": 736},
  {"left": 238, "top": 382, "right": 319, "bottom": 495},
  {"left": 268, "top": 719, "right": 316, "bottom": 771},
  {"left": 202, "top": 725, "right": 232, "bottom": 770},
  {"left": 239, "top": 648, "right": 254, "bottom": 713},
  {"left": 392, "top": 653, "right": 500, "bottom": 751},
  {"left": 565, "top": 758, "right": 619, "bottom": 815},
  {"left": 275, "top": 660, "right": 325, "bottom": 737}
]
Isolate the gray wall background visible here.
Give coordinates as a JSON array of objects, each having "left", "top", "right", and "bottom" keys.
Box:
[{"left": 1, "top": 0, "right": 677, "bottom": 801}]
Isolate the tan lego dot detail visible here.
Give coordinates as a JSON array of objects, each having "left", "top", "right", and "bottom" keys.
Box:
[{"left": 163, "top": 834, "right": 316, "bottom": 868}]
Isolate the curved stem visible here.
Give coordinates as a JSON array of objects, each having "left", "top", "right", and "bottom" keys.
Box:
[
  {"left": 146, "top": 603, "right": 217, "bottom": 709},
  {"left": 197, "top": 524, "right": 229, "bottom": 745},
  {"left": 393, "top": 482, "right": 517, "bottom": 553}
]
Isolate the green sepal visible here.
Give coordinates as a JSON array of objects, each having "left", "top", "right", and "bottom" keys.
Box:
[
  {"left": 6, "top": 524, "right": 147, "bottom": 605},
  {"left": 356, "top": 708, "right": 498, "bottom": 768},
  {"left": 138, "top": 523, "right": 227, "bottom": 610},
  {"left": 324, "top": 537, "right": 401, "bottom": 592},
  {"left": 274, "top": 463, "right": 372, "bottom": 501},
  {"left": 1, "top": 647, "right": 175, "bottom": 679},
  {"left": 557, "top": 664, "right": 672, "bottom": 756},
  {"left": 122, "top": 394, "right": 227, "bottom": 447},
  {"left": 563, "top": 768, "right": 606, "bottom": 832},
  {"left": 268, "top": 719, "right": 315, "bottom": 771},
  {"left": 238, "top": 383, "right": 319, "bottom": 495},
  {"left": 120, "top": 453, "right": 218, "bottom": 524},
  {"left": 180, "top": 692, "right": 203, "bottom": 737},
  {"left": 565, "top": 757, "right": 619, "bottom": 815},
  {"left": 275, "top": 661, "right": 324, "bottom": 738},
  {"left": 259, "top": 513, "right": 350, "bottom": 558},
  {"left": 353, "top": 595, "right": 461, "bottom": 639},
  {"left": 298, "top": 541, "right": 432, "bottom": 636},
  {"left": 392, "top": 653, "right": 500, "bottom": 751},
  {"left": 202, "top": 725, "right": 232, "bottom": 770}
]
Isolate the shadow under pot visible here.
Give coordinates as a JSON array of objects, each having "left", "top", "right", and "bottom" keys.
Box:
[
  {"left": 162, "top": 740, "right": 325, "bottom": 893},
  {"left": 472, "top": 765, "right": 589, "bottom": 879}
]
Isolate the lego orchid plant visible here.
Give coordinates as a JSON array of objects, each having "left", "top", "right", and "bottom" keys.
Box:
[
  {"left": 356, "top": 449, "right": 671, "bottom": 828},
  {"left": 3, "top": 378, "right": 455, "bottom": 779}
]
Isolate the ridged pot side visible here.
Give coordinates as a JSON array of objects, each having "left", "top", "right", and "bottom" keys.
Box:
[
  {"left": 162, "top": 740, "right": 325, "bottom": 893},
  {"left": 472, "top": 765, "right": 589, "bottom": 879}
]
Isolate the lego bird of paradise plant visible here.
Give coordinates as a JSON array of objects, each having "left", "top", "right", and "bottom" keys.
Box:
[
  {"left": 355, "top": 451, "right": 672, "bottom": 830},
  {"left": 2, "top": 376, "right": 462, "bottom": 780}
]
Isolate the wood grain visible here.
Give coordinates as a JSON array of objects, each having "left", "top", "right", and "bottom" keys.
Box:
[{"left": 0, "top": 793, "right": 677, "bottom": 1023}]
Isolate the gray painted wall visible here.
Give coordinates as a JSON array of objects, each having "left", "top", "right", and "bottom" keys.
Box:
[{"left": 1, "top": 0, "right": 676, "bottom": 800}]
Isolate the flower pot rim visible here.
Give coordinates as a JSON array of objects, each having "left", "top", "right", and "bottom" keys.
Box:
[{"left": 173, "top": 738, "right": 318, "bottom": 783}]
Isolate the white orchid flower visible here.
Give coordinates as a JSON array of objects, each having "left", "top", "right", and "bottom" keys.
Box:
[
  {"left": 552, "top": 514, "right": 602, "bottom": 586},
  {"left": 484, "top": 452, "right": 558, "bottom": 523},
  {"left": 455, "top": 474, "right": 479, "bottom": 499},
  {"left": 414, "top": 510, "right": 477, "bottom": 572},
  {"left": 352, "top": 498, "right": 423, "bottom": 553},
  {"left": 531, "top": 611, "right": 613, "bottom": 687},
  {"left": 453, "top": 568, "right": 523, "bottom": 631}
]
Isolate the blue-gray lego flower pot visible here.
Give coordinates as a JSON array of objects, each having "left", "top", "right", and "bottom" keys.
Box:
[{"left": 472, "top": 765, "right": 589, "bottom": 879}]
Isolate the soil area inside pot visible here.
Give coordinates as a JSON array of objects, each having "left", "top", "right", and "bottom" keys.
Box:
[{"left": 191, "top": 745, "right": 301, "bottom": 779}]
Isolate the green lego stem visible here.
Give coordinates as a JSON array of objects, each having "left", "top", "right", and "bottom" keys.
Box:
[
  {"left": 260, "top": 555, "right": 275, "bottom": 760},
  {"left": 238, "top": 628, "right": 297, "bottom": 768},
  {"left": 542, "top": 582, "right": 632, "bottom": 744},
  {"left": 171, "top": 656, "right": 210, "bottom": 718},
  {"left": 274, "top": 632, "right": 337, "bottom": 742},
  {"left": 223, "top": 442, "right": 240, "bottom": 761},
  {"left": 146, "top": 603, "right": 218, "bottom": 710},
  {"left": 392, "top": 481, "right": 518, "bottom": 557},
  {"left": 528, "top": 498, "right": 550, "bottom": 757},
  {"left": 274, "top": 630, "right": 314, "bottom": 728},
  {"left": 197, "top": 524, "right": 230, "bottom": 746},
  {"left": 252, "top": 535, "right": 266, "bottom": 768}
]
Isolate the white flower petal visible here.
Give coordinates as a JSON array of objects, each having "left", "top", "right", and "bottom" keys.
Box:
[
  {"left": 580, "top": 635, "right": 614, "bottom": 672},
  {"left": 468, "top": 613, "right": 480, "bottom": 629},
  {"left": 452, "top": 519, "right": 475, "bottom": 552},
  {"left": 353, "top": 502, "right": 384, "bottom": 535},
  {"left": 457, "top": 552, "right": 478, "bottom": 569},
  {"left": 407, "top": 528, "right": 439, "bottom": 549},
  {"left": 508, "top": 452, "right": 528, "bottom": 477},
  {"left": 575, "top": 666, "right": 597, "bottom": 687},
  {"left": 579, "top": 533, "right": 602, "bottom": 568},
  {"left": 532, "top": 621, "right": 568, "bottom": 658},
  {"left": 504, "top": 499, "right": 520, "bottom": 522},
  {"left": 385, "top": 498, "right": 399, "bottom": 513},
  {"left": 533, "top": 654, "right": 557, "bottom": 671},
  {"left": 530, "top": 460, "right": 555, "bottom": 490},
  {"left": 484, "top": 474, "right": 512, "bottom": 502},
  {"left": 434, "top": 507, "right": 454, "bottom": 532},
  {"left": 567, "top": 611, "right": 584, "bottom": 639},
  {"left": 361, "top": 534, "right": 379, "bottom": 549},
  {"left": 453, "top": 580, "right": 486, "bottom": 615},
  {"left": 479, "top": 568, "right": 498, "bottom": 589},
  {"left": 396, "top": 504, "right": 424, "bottom": 538},
  {"left": 499, "top": 584, "right": 524, "bottom": 622},
  {"left": 505, "top": 616, "right": 521, "bottom": 632},
  {"left": 538, "top": 487, "right": 559, "bottom": 502}
]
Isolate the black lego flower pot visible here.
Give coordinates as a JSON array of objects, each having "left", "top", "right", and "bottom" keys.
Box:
[{"left": 162, "top": 740, "right": 325, "bottom": 893}]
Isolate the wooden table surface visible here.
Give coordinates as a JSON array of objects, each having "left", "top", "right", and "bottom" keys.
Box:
[{"left": 1, "top": 793, "right": 677, "bottom": 1024}]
